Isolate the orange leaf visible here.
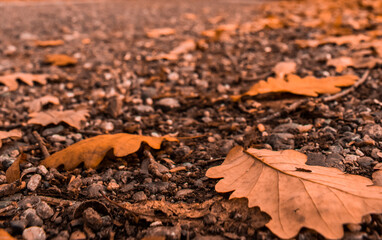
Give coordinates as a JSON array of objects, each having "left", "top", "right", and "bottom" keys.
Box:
[
  {"left": 0, "top": 129, "right": 22, "bottom": 148},
  {"left": 28, "top": 95, "right": 60, "bottom": 112},
  {"left": 206, "top": 146, "right": 382, "bottom": 239},
  {"left": 146, "top": 28, "right": 176, "bottom": 38},
  {"left": 327, "top": 56, "right": 382, "bottom": 72},
  {"left": 231, "top": 74, "right": 358, "bottom": 101},
  {"left": 41, "top": 133, "right": 178, "bottom": 170},
  {"left": 44, "top": 54, "right": 77, "bottom": 66},
  {"left": 28, "top": 109, "right": 89, "bottom": 129},
  {"left": 35, "top": 39, "right": 64, "bottom": 47},
  {"left": 0, "top": 229, "right": 16, "bottom": 240},
  {"left": 5, "top": 153, "right": 27, "bottom": 183},
  {"left": 0, "top": 73, "right": 49, "bottom": 91}
]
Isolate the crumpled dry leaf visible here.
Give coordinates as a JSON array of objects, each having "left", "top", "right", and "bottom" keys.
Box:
[
  {"left": 28, "top": 109, "right": 89, "bottom": 129},
  {"left": 146, "top": 28, "right": 176, "bottom": 38},
  {"left": 35, "top": 39, "right": 64, "bottom": 47},
  {"left": 146, "top": 39, "right": 196, "bottom": 61},
  {"left": 41, "top": 133, "right": 178, "bottom": 170},
  {"left": 0, "top": 129, "right": 22, "bottom": 148},
  {"left": 206, "top": 146, "right": 382, "bottom": 239},
  {"left": 0, "top": 73, "right": 49, "bottom": 91},
  {"left": 231, "top": 74, "right": 358, "bottom": 101},
  {"left": 0, "top": 229, "right": 16, "bottom": 240},
  {"left": 327, "top": 56, "right": 382, "bottom": 72},
  {"left": 28, "top": 95, "right": 60, "bottom": 112},
  {"left": 296, "top": 34, "right": 371, "bottom": 48},
  {"left": 273, "top": 61, "right": 296, "bottom": 79},
  {"left": 5, "top": 153, "right": 27, "bottom": 183},
  {"left": 44, "top": 54, "right": 77, "bottom": 66}
]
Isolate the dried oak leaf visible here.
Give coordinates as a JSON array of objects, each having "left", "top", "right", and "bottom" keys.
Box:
[
  {"left": 327, "top": 56, "right": 382, "bottom": 72},
  {"left": 5, "top": 153, "right": 27, "bottom": 183},
  {"left": 35, "top": 39, "right": 64, "bottom": 47},
  {"left": 44, "top": 54, "right": 77, "bottom": 66},
  {"left": 206, "top": 146, "right": 382, "bottom": 239},
  {"left": 146, "top": 28, "right": 176, "bottom": 38},
  {"left": 41, "top": 133, "right": 178, "bottom": 170},
  {"left": 0, "top": 129, "right": 22, "bottom": 148},
  {"left": 231, "top": 74, "right": 358, "bottom": 101},
  {"left": 0, "top": 73, "right": 49, "bottom": 91},
  {"left": 28, "top": 95, "right": 60, "bottom": 112},
  {"left": 295, "top": 34, "right": 371, "bottom": 48},
  {"left": 28, "top": 109, "right": 89, "bottom": 129}
]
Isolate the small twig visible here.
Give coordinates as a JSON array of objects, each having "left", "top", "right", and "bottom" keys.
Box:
[
  {"left": 322, "top": 70, "right": 370, "bottom": 102},
  {"left": 39, "top": 196, "right": 76, "bottom": 206},
  {"left": 258, "top": 98, "right": 308, "bottom": 123},
  {"left": 32, "top": 131, "right": 50, "bottom": 158}
]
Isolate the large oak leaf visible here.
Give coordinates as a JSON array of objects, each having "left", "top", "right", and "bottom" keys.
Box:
[
  {"left": 231, "top": 74, "right": 358, "bottom": 101},
  {"left": 41, "top": 133, "right": 178, "bottom": 170},
  {"left": 206, "top": 146, "right": 382, "bottom": 239}
]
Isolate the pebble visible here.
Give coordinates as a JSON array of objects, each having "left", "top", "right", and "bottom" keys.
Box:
[
  {"left": 156, "top": 98, "right": 180, "bottom": 109},
  {"left": 267, "top": 133, "right": 294, "bottom": 150},
  {"left": 101, "top": 121, "right": 114, "bottom": 132},
  {"left": 23, "top": 226, "right": 46, "bottom": 240},
  {"left": 49, "top": 134, "right": 67, "bottom": 142},
  {"left": 371, "top": 148, "right": 382, "bottom": 160},
  {"left": 133, "top": 105, "right": 154, "bottom": 113},
  {"left": 274, "top": 123, "right": 313, "bottom": 133},
  {"left": 69, "top": 230, "right": 86, "bottom": 240},
  {"left": 37, "top": 165, "right": 49, "bottom": 176},
  {"left": 357, "top": 157, "right": 374, "bottom": 168},
  {"left": 168, "top": 72, "right": 179, "bottom": 82},
  {"left": 362, "top": 134, "right": 375, "bottom": 145},
  {"left": 18, "top": 196, "right": 41, "bottom": 209},
  {"left": 132, "top": 191, "right": 147, "bottom": 201},
  {"left": 86, "top": 183, "right": 106, "bottom": 198},
  {"left": 329, "top": 144, "right": 343, "bottom": 154},
  {"left": 326, "top": 153, "right": 345, "bottom": 171},
  {"left": 203, "top": 214, "right": 217, "bottom": 225},
  {"left": 372, "top": 170, "right": 382, "bottom": 186},
  {"left": 146, "top": 182, "right": 169, "bottom": 194},
  {"left": 306, "top": 153, "right": 326, "bottom": 166},
  {"left": 175, "top": 189, "right": 194, "bottom": 198},
  {"left": 145, "top": 225, "right": 182, "bottom": 240},
  {"left": 27, "top": 174, "right": 42, "bottom": 191},
  {"left": 344, "top": 154, "right": 358, "bottom": 164},
  {"left": 362, "top": 124, "right": 382, "bottom": 140},
  {"left": 83, "top": 208, "right": 103, "bottom": 230},
  {"left": 107, "top": 179, "right": 120, "bottom": 190},
  {"left": 51, "top": 230, "right": 69, "bottom": 240},
  {"left": 36, "top": 201, "right": 54, "bottom": 219},
  {"left": 220, "top": 139, "right": 235, "bottom": 155},
  {"left": 23, "top": 208, "right": 43, "bottom": 227},
  {"left": 10, "top": 219, "right": 28, "bottom": 232},
  {"left": 42, "top": 125, "right": 64, "bottom": 137}
]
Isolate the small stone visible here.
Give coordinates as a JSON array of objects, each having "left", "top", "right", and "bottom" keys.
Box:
[
  {"left": 107, "top": 179, "right": 120, "bottom": 191},
  {"left": 355, "top": 149, "right": 364, "bottom": 156},
  {"left": 344, "top": 154, "right": 358, "bottom": 164},
  {"left": 156, "top": 98, "right": 180, "bottom": 109},
  {"left": 306, "top": 153, "right": 326, "bottom": 166},
  {"left": 357, "top": 157, "right": 374, "bottom": 168},
  {"left": 69, "top": 230, "right": 86, "bottom": 240},
  {"left": 83, "top": 208, "right": 103, "bottom": 230},
  {"left": 175, "top": 189, "right": 194, "bottom": 198},
  {"left": 23, "top": 208, "right": 43, "bottom": 227},
  {"left": 49, "top": 134, "right": 67, "bottom": 142},
  {"left": 42, "top": 125, "right": 64, "bottom": 137},
  {"left": 132, "top": 191, "right": 147, "bottom": 201},
  {"left": 145, "top": 225, "right": 181, "bottom": 240},
  {"left": 168, "top": 72, "right": 179, "bottom": 82},
  {"left": 146, "top": 182, "right": 169, "bottom": 194},
  {"left": 36, "top": 201, "right": 54, "bottom": 219},
  {"left": 257, "top": 123, "right": 266, "bottom": 132},
  {"left": 87, "top": 183, "right": 106, "bottom": 198},
  {"left": 37, "top": 165, "right": 49, "bottom": 176},
  {"left": 362, "top": 124, "right": 382, "bottom": 140},
  {"left": 27, "top": 174, "right": 42, "bottom": 191},
  {"left": 362, "top": 135, "right": 375, "bottom": 145},
  {"left": 101, "top": 122, "right": 114, "bottom": 132},
  {"left": 23, "top": 226, "right": 46, "bottom": 240},
  {"left": 18, "top": 196, "right": 41, "bottom": 209},
  {"left": 326, "top": 153, "right": 345, "bottom": 171},
  {"left": 220, "top": 139, "right": 235, "bottom": 155},
  {"left": 203, "top": 214, "right": 217, "bottom": 225},
  {"left": 133, "top": 105, "right": 154, "bottom": 113},
  {"left": 274, "top": 123, "right": 313, "bottom": 133},
  {"left": 372, "top": 170, "right": 382, "bottom": 186},
  {"left": 10, "top": 219, "right": 28, "bottom": 232},
  {"left": 4, "top": 45, "right": 17, "bottom": 56},
  {"left": 329, "top": 145, "right": 343, "bottom": 154},
  {"left": 267, "top": 133, "right": 294, "bottom": 150},
  {"left": 371, "top": 148, "right": 382, "bottom": 159}
]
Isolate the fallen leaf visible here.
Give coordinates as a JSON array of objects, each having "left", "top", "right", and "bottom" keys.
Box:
[
  {"left": 5, "top": 153, "right": 27, "bottom": 183},
  {"left": 0, "top": 129, "right": 22, "bottom": 148},
  {"left": 231, "top": 74, "right": 358, "bottom": 101},
  {"left": 206, "top": 146, "right": 382, "bottom": 239},
  {"left": 147, "top": 39, "right": 196, "bottom": 61},
  {"left": 296, "top": 34, "right": 371, "bottom": 48},
  {"left": 41, "top": 133, "right": 178, "bottom": 170},
  {"left": 0, "top": 229, "right": 16, "bottom": 240},
  {"left": 0, "top": 73, "right": 49, "bottom": 91},
  {"left": 35, "top": 39, "right": 64, "bottom": 47},
  {"left": 44, "top": 54, "right": 77, "bottom": 66},
  {"left": 28, "top": 109, "right": 89, "bottom": 129},
  {"left": 28, "top": 95, "right": 60, "bottom": 112},
  {"left": 327, "top": 56, "right": 382, "bottom": 72},
  {"left": 273, "top": 61, "right": 296, "bottom": 79},
  {"left": 146, "top": 28, "right": 176, "bottom": 38}
]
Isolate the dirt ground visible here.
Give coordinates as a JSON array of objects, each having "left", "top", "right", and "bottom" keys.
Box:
[{"left": 1, "top": 0, "right": 382, "bottom": 239}]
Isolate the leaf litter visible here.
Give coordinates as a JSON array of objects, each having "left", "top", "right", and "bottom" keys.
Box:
[
  {"left": 28, "top": 109, "right": 89, "bottom": 129},
  {"left": 0, "top": 73, "right": 49, "bottom": 91}
]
